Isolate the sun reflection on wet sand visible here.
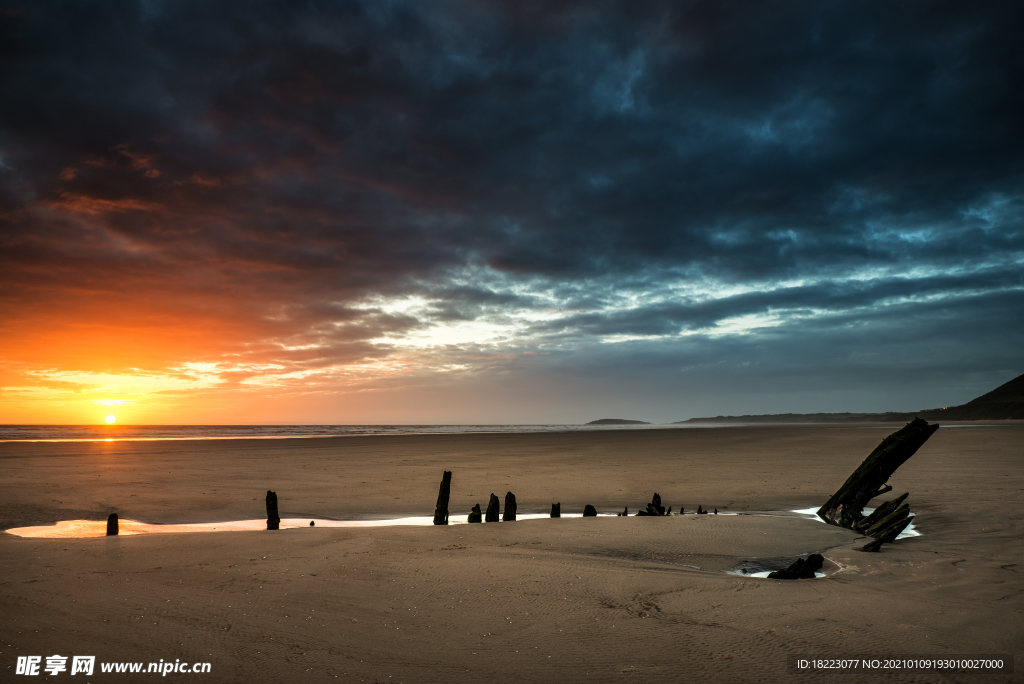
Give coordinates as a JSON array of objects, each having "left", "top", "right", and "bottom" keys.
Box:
[{"left": 5, "top": 513, "right": 611, "bottom": 538}]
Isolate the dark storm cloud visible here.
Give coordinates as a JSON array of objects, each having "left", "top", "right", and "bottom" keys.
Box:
[{"left": 1, "top": 0, "right": 1021, "bottom": 408}]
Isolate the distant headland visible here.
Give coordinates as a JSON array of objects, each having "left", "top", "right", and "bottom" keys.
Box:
[
  {"left": 586, "top": 418, "right": 651, "bottom": 425},
  {"left": 677, "top": 372, "right": 1024, "bottom": 424}
]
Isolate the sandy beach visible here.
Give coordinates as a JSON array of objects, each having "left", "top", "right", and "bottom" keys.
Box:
[{"left": 1, "top": 424, "right": 1021, "bottom": 683}]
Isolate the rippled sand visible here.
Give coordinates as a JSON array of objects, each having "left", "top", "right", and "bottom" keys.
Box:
[{"left": 1, "top": 424, "right": 1021, "bottom": 682}]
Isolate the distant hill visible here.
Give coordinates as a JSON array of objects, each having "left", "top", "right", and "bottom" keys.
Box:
[
  {"left": 922, "top": 372, "right": 1024, "bottom": 420},
  {"left": 678, "top": 372, "right": 1024, "bottom": 423},
  {"left": 586, "top": 418, "right": 650, "bottom": 425}
]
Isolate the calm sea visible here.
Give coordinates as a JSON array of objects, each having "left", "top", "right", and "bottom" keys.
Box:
[{"left": 0, "top": 423, "right": 681, "bottom": 442}]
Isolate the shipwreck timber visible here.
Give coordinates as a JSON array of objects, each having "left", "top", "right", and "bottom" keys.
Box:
[{"left": 817, "top": 417, "right": 938, "bottom": 551}]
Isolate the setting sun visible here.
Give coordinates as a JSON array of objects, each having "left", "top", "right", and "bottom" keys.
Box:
[{"left": 105, "top": 415, "right": 116, "bottom": 424}]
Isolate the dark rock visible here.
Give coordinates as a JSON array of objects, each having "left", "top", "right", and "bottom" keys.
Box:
[
  {"left": 433, "top": 470, "right": 452, "bottom": 525},
  {"left": 618, "top": 507, "right": 628, "bottom": 516},
  {"left": 550, "top": 503, "right": 560, "bottom": 518},
  {"left": 666, "top": 506, "right": 672, "bottom": 515},
  {"left": 697, "top": 505, "right": 707, "bottom": 515},
  {"left": 768, "top": 553, "right": 825, "bottom": 580},
  {"left": 503, "top": 491, "right": 517, "bottom": 522},
  {"left": 266, "top": 490, "right": 281, "bottom": 530},
  {"left": 485, "top": 494, "right": 500, "bottom": 522},
  {"left": 310, "top": 520, "right": 315, "bottom": 527},
  {"left": 583, "top": 504, "right": 597, "bottom": 517},
  {"left": 106, "top": 513, "right": 118, "bottom": 536},
  {"left": 468, "top": 503, "right": 482, "bottom": 523}
]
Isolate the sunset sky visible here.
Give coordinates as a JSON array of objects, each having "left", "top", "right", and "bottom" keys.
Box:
[{"left": 1, "top": 1, "right": 1022, "bottom": 425}]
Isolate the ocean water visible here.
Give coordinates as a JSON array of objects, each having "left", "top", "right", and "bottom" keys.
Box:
[{"left": 0, "top": 422, "right": 681, "bottom": 443}]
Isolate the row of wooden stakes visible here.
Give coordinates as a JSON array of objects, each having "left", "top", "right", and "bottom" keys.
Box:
[{"left": 431, "top": 471, "right": 717, "bottom": 525}]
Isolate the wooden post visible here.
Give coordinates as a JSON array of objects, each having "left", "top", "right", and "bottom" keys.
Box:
[
  {"left": 106, "top": 513, "right": 118, "bottom": 536},
  {"left": 468, "top": 503, "right": 482, "bottom": 523},
  {"left": 266, "top": 490, "right": 281, "bottom": 530},
  {"left": 485, "top": 494, "right": 500, "bottom": 522},
  {"left": 583, "top": 504, "right": 597, "bottom": 517},
  {"left": 550, "top": 502, "right": 560, "bottom": 518},
  {"left": 502, "top": 491, "right": 517, "bottom": 521},
  {"left": 433, "top": 470, "right": 452, "bottom": 525}
]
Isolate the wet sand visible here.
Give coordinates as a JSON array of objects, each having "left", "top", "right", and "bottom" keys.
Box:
[{"left": 1, "top": 425, "right": 1021, "bottom": 682}]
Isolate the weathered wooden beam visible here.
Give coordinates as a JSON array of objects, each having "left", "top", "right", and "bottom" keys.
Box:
[
  {"left": 266, "top": 490, "right": 281, "bottom": 530},
  {"left": 433, "top": 470, "right": 452, "bottom": 525},
  {"left": 550, "top": 502, "right": 560, "bottom": 518},
  {"left": 864, "top": 504, "right": 910, "bottom": 538},
  {"left": 862, "top": 515, "right": 914, "bottom": 552},
  {"left": 853, "top": 492, "right": 909, "bottom": 533},
  {"left": 106, "top": 513, "right": 118, "bottom": 536},
  {"left": 818, "top": 418, "right": 938, "bottom": 529},
  {"left": 468, "top": 503, "right": 482, "bottom": 523}
]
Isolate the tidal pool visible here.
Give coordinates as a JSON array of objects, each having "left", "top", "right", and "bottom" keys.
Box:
[
  {"left": 4, "top": 513, "right": 620, "bottom": 538},
  {"left": 5, "top": 506, "right": 921, "bottom": 540}
]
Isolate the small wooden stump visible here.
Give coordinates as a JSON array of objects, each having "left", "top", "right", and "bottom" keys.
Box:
[
  {"left": 468, "top": 504, "right": 483, "bottom": 523},
  {"left": 583, "top": 504, "right": 597, "bottom": 517},
  {"left": 106, "top": 513, "right": 118, "bottom": 536},
  {"left": 637, "top": 493, "right": 667, "bottom": 516},
  {"left": 503, "top": 491, "right": 517, "bottom": 521},
  {"left": 433, "top": 470, "right": 452, "bottom": 525},
  {"left": 768, "top": 554, "right": 824, "bottom": 580},
  {"left": 550, "top": 503, "right": 560, "bottom": 518},
  {"left": 266, "top": 490, "right": 281, "bottom": 530}
]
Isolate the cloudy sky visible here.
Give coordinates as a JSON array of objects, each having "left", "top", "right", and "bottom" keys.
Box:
[{"left": 1, "top": 0, "right": 1022, "bottom": 424}]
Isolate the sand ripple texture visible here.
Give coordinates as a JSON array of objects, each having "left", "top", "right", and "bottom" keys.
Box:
[{"left": 2, "top": 425, "right": 1021, "bottom": 683}]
